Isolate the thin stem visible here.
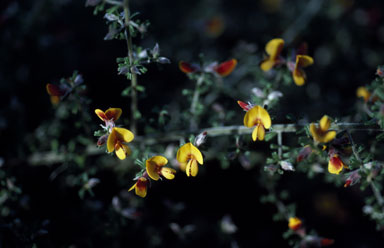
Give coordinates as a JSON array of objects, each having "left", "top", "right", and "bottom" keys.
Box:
[
  {"left": 189, "top": 74, "right": 204, "bottom": 131},
  {"left": 277, "top": 131, "right": 283, "bottom": 159},
  {"left": 104, "top": 0, "right": 123, "bottom": 6},
  {"left": 123, "top": 0, "right": 138, "bottom": 134}
]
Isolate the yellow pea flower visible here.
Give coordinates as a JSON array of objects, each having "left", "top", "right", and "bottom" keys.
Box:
[
  {"left": 309, "top": 115, "right": 336, "bottom": 143},
  {"left": 292, "top": 55, "right": 314, "bottom": 86},
  {"left": 288, "top": 217, "right": 302, "bottom": 231},
  {"left": 356, "top": 87, "right": 371, "bottom": 102},
  {"left": 176, "top": 143, "right": 203, "bottom": 177},
  {"left": 95, "top": 108, "right": 122, "bottom": 123},
  {"left": 328, "top": 154, "right": 347, "bottom": 175},
  {"left": 107, "top": 127, "right": 134, "bottom": 160},
  {"left": 260, "top": 38, "right": 284, "bottom": 71},
  {"left": 243, "top": 105, "right": 271, "bottom": 141},
  {"left": 128, "top": 177, "right": 148, "bottom": 198},
  {"left": 146, "top": 155, "right": 176, "bottom": 181}
]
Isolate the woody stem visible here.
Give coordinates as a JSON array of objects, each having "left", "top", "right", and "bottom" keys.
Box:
[{"left": 123, "top": 0, "right": 138, "bottom": 134}]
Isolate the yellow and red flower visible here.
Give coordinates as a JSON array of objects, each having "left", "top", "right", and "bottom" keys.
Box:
[
  {"left": 243, "top": 105, "right": 271, "bottom": 141},
  {"left": 213, "top": 59, "right": 237, "bottom": 77},
  {"left": 178, "top": 61, "right": 200, "bottom": 74},
  {"left": 128, "top": 177, "right": 148, "bottom": 198},
  {"left": 356, "top": 86, "right": 371, "bottom": 102},
  {"left": 176, "top": 142, "right": 203, "bottom": 177},
  {"left": 95, "top": 108, "right": 122, "bottom": 123},
  {"left": 260, "top": 38, "right": 284, "bottom": 71},
  {"left": 46, "top": 83, "right": 69, "bottom": 105},
  {"left": 288, "top": 217, "right": 302, "bottom": 231},
  {"left": 328, "top": 154, "right": 347, "bottom": 175},
  {"left": 146, "top": 155, "right": 176, "bottom": 181},
  {"left": 309, "top": 115, "right": 336, "bottom": 143},
  {"left": 107, "top": 127, "right": 134, "bottom": 160},
  {"left": 292, "top": 55, "right": 314, "bottom": 86}
]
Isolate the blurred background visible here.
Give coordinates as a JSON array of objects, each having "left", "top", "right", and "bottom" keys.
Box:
[{"left": 1, "top": 0, "right": 384, "bottom": 247}]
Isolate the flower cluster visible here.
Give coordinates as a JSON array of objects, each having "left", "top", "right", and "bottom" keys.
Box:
[
  {"left": 95, "top": 108, "right": 134, "bottom": 160},
  {"left": 260, "top": 38, "right": 314, "bottom": 86}
]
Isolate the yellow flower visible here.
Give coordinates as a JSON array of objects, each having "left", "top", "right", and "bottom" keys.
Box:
[
  {"left": 288, "top": 217, "right": 302, "bottom": 231},
  {"left": 309, "top": 115, "right": 336, "bottom": 143},
  {"left": 107, "top": 127, "right": 134, "bottom": 160},
  {"left": 260, "top": 38, "right": 284, "bottom": 71},
  {"left": 292, "top": 55, "right": 314, "bottom": 86},
  {"left": 146, "top": 156, "right": 176, "bottom": 180},
  {"left": 356, "top": 87, "right": 370, "bottom": 102},
  {"left": 176, "top": 143, "right": 203, "bottom": 177},
  {"left": 328, "top": 154, "right": 347, "bottom": 175},
  {"left": 95, "top": 108, "right": 122, "bottom": 123},
  {"left": 128, "top": 177, "right": 148, "bottom": 198},
  {"left": 243, "top": 105, "right": 271, "bottom": 141}
]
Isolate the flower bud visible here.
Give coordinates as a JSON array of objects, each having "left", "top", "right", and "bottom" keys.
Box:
[
  {"left": 97, "top": 134, "right": 108, "bottom": 146},
  {"left": 280, "top": 161, "right": 295, "bottom": 171},
  {"left": 194, "top": 131, "right": 208, "bottom": 147}
]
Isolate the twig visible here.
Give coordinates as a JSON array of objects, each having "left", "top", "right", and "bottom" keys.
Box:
[
  {"left": 123, "top": 0, "right": 138, "bottom": 134},
  {"left": 27, "top": 122, "right": 384, "bottom": 165},
  {"left": 104, "top": 0, "right": 123, "bottom": 6},
  {"left": 189, "top": 74, "right": 205, "bottom": 131}
]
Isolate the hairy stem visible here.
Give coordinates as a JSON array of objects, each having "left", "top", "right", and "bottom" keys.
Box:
[
  {"left": 123, "top": 0, "right": 138, "bottom": 134},
  {"left": 189, "top": 74, "right": 204, "bottom": 131}
]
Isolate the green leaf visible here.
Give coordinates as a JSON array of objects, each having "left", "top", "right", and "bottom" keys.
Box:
[{"left": 265, "top": 132, "right": 277, "bottom": 142}]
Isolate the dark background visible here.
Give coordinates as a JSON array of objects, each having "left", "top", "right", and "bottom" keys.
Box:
[{"left": 1, "top": 0, "right": 384, "bottom": 247}]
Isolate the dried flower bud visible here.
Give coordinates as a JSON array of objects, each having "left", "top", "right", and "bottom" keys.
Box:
[
  {"left": 74, "top": 74, "right": 83, "bottom": 85},
  {"left": 251, "top": 87, "right": 265, "bottom": 98},
  {"left": 297, "top": 145, "right": 312, "bottom": 162},
  {"left": 97, "top": 134, "right": 108, "bottom": 146},
  {"left": 344, "top": 169, "right": 361, "bottom": 187},
  {"left": 84, "top": 178, "right": 100, "bottom": 190},
  {"left": 280, "top": 161, "right": 295, "bottom": 171},
  {"left": 194, "top": 131, "right": 208, "bottom": 147},
  {"left": 376, "top": 65, "right": 384, "bottom": 77},
  {"left": 267, "top": 91, "right": 283, "bottom": 101},
  {"left": 220, "top": 215, "right": 237, "bottom": 234},
  {"left": 104, "top": 13, "right": 119, "bottom": 22},
  {"left": 157, "top": 57, "right": 171, "bottom": 64}
]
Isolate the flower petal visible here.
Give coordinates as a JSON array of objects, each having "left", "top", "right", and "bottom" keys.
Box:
[
  {"left": 260, "top": 59, "right": 275, "bottom": 72},
  {"left": 115, "top": 144, "right": 128, "bottom": 160},
  {"left": 356, "top": 87, "right": 370, "bottom": 102},
  {"left": 148, "top": 155, "right": 168, "bottom": 167},
  {"left": 319, "top": 115, "right": 331, "bottom": 132},
  {"left": 135, "top": 177, "right": 147, "bottom": 198},
  {"left": 322, "top": 131, "right": 336, "bottom": 143},
  {"left": 146, "top": 160, "right": 160, "bottom": 181},
  {"left": 252, "top": 125, "right": 259, "bottom": 141},
  {"left": 258, "top": 106, "right": 271, "bottom": 129},
  {"left": 244, "top": 106, "right": 258, "bottom": 127},
  {"left": 214, "top": 59, "right": 237, "bottom": 77},
  {"left": 179, "top": 61, "right": 200, "bottom": 73},
  {"left": 258, "top": 124, "right": 265, "bottom": 141},
  {"left": 105, "top": 108, "right": 122, "bottom": 121},
  {"left": 293, "top": 69, "right": 306, "bottom": 86},
  {"left": 296, "top": 55, "right": 314, "bottom": 68},
  {"left": 328, "top": 156, "right": 344, "bottom": 174},
  {"left": 114, "top": 127, "right": 134, "bottom": 143},
  {"left": 107, "top": 130, "right": 116, "bottom": 153},
  {"left": 46, "top": 83, "right": 66, "bottom": 96},
  {"left": 288, "top": 217, "right": 302, "bottom": 231},
  {"left": 128, "top": 182, "right": 137, "bottom": 192},
  {"left": 265, "top": 38, "right": 284, "bottom": 59},
  {"left": 95, "top": 109, "right": 107, "bottom": 121},
  {"left": 161, "top": 167, "right": 176, "bottom": 180},
  {"left": 186, "top": 159, "right": 198, "bottom": 177}
]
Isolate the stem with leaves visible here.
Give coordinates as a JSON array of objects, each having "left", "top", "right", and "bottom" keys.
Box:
[
  {"left": 123, "top": 0, "right": 138, "bottom": 134},
  {"left": 189, "top": 74, "right": 205, "bottom": 131}
]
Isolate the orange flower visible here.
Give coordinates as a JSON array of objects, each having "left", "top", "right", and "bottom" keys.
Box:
[
  {"left": 107, "top": 127, "right": 134, "bottom": 160},
  {"left": 243, "top": 105, "right": 271, "bottom": 141},
  {"left": 292, "top": 55, "right": 314, "bottom": 86},
  {"left": 260, "top": 38, "right": 284, "bottom": 71},
  {"left": 213, "top": 59, "right": 237, "bottom": 77},
  {"left": 176, "top": 143, "right": 204, "bottom": 177},
  {"left": 288, "top": 217, "right": 302, "bottom": 231},
  {"left": 46, "top": 83, "right": 69, "bottom": 105},
  {"left": 146, "top": 156, "right": 176, "bottom": 180},
  {"left": 128, "top": 177, "right": 148, "bottom": 198}
]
